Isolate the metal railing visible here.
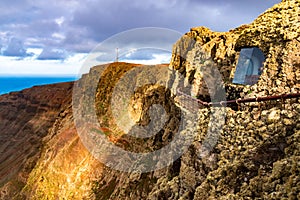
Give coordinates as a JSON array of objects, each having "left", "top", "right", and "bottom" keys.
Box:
[{"left": 176, "top": 88, "right": 300, "bottom": 107}]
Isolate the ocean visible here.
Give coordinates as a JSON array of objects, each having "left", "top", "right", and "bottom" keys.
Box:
[{"left": 0, "top": 76, "right": 78, "bottom": 95}]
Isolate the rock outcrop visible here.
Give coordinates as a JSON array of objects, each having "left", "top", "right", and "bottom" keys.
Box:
[
  {"left": 171, "top": 0, "right": 300, "bottom": 100},
  {"left": 0, "top": 0, "right": 299, "bottom": 199}
]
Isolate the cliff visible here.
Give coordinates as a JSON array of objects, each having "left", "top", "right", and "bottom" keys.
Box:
[
  {"left": 0, "top": 0, "right": 299, "bottom": 199},
  {"left": 0, "top": 82, "right": 74, "bottom": 198}
]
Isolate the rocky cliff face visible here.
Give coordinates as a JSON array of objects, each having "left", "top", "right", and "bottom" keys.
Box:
[
  {"left": 0, "top": 82, "right": 74, "bottom": 199},
  {"left": 171, "top": 0, "right": 300, "bottom": 100},
  {"left": 0, "top": 0, "right": 299, "bottom": 199}
]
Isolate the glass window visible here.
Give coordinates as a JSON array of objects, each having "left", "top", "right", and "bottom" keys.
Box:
[{"left": 233, "top": 47, "right": 265, "bottom": 85}]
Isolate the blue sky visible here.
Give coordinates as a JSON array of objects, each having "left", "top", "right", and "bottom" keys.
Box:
[{"left": 0, "top": 0, "right": 281, "bottom": 75}]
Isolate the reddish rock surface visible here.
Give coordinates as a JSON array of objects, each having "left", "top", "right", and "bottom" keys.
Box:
[{"left": 0, "top": 82, "right": 73, "bottom": 197}]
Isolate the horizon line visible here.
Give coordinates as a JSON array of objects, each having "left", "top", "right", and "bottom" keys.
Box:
[{"left": 0, "top": 74, "right": 79, "bottom": 77}]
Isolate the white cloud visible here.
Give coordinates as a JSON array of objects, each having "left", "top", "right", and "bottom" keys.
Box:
[
  {"left": 52, "top": 33, "right": 66, "bottom": 40},
  {"left": 25, "top": 48, "right": 43, "bottom": 59},
  {"left": 124, "top": 49, "right": 138, "bottom": 58},
  {"left": 0, "top": 54, "right": 84, "bottom": 75},
  {"left": 55, "top": 16, "right": 65, "bottom": 27}
]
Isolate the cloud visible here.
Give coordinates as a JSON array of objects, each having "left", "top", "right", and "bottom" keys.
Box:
[
  {"left": 2, "top": 38, "right": 33, "bottom": 57},
  {"left": 0, "top": 54, "right": 84, "bottom": 75},
  {"left": 70, "top": 0, "right": 281, "bottom": 43},
  {"left": 37, "top": 48, "right": 68, "bottom": 60},
  {"left": 85, "top": 27, "right": 182, "bottom": 65},
  {"left": 120, "top": 49, "right": 172, "bottom": 65},
  {"left": 0, "top": 0, "right": 281, "bottom": 66},
  {"left": 121, "top": 48, "right": 170, "bottom": 61}
]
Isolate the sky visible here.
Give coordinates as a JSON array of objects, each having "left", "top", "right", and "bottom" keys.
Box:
[{"left": 0, "top": 0, "right": 281, "bottom": 76}]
